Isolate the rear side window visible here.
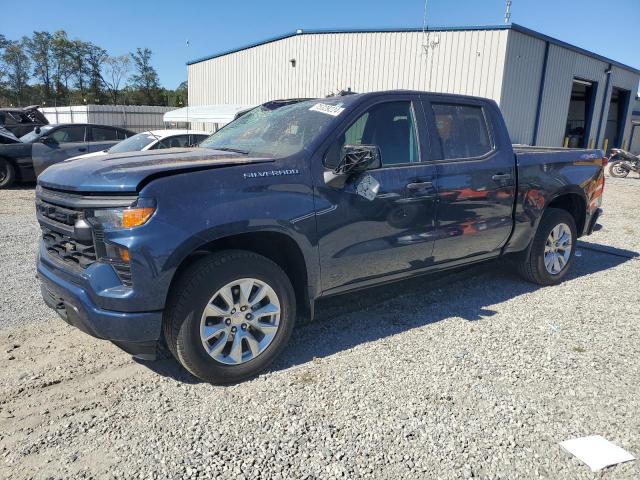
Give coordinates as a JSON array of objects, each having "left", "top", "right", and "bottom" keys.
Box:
[
  {"left": 431, "top": 103, "right": 492, "bottom": 159},
  {"left": 91, "top": 127, "right": 118, "bottom": 141}
]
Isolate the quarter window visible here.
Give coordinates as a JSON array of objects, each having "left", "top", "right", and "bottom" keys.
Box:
[
  {"left": 431, "top": 104, "right": 492, "bottom": 159},
  {"left": 340, "top": 101, "right": 420, "bottom": 166}
]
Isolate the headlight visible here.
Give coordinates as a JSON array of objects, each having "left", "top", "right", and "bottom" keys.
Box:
[{"left": 87, "top": 198, "right": 156, "bottom": 230}]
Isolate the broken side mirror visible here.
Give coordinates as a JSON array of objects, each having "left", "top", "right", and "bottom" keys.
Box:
[
  {"left": 324, "top": 144, "right": 382, "bottom": 187},
  {"left": 335, "top": 144, "right": 381, "bottom": 175}
]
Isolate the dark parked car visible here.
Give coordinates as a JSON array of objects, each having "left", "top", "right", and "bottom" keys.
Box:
[
  {"left": 35, "top": 91, "right": 605, "bottom": 384},
  {"left": 0, "top": 105, "right": 49, "bottom": 138},
  {"left": 0, "top": 123, "right": 134, "bottom": 188}
]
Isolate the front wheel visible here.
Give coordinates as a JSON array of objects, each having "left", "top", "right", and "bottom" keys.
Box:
[
  {"left": 609, "top": 161, "right": 630, "bottom": 178},
  {"left": 517, "top": 208, "right": 577, "bottom": 285},
  {"left": 0, "top": 158, "right": 15, "bottom": 189},
  {"left": 163, "top": 250, "right": 296, "bottom": 384}
]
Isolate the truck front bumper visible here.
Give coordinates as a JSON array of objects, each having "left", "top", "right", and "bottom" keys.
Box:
[{"left": 37, "top": 257, "right": 163, "bottom": 360}]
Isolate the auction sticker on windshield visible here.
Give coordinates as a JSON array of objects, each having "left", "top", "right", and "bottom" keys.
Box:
[{"left": 309, "top": 103, "right": 345, "bottom": 116}]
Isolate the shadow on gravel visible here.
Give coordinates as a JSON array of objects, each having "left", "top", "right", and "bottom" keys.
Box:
[
  {"left": 136, "top": 243, "right": 636, "bottom": 384},
  {"left": 272, "top": 243, "right": 636, "bottom": 373}
]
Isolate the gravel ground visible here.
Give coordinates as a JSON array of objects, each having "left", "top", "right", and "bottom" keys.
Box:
[{"left": 0, "top": 179, "right": 638, "bottom": 479}]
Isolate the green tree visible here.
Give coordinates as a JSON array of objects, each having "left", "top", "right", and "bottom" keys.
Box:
[
  {"left": 103, "top": 54, "right": 130, "bottom": 104},
  {"left": 25, "top": 31, "right": 54, "bottom": 102},
  {"left": 129, "top": 47, "right": 161, "bottom": 105},
  {"left": 85, "top": 43, "right": 107, "bottom": 103},
  {"left": 1, "top": 39, "right": 31, "bottom": 104}
]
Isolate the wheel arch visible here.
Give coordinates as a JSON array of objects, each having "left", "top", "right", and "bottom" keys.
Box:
[
  {"left": 544, "top": 189, "right": 587, "bottom": 237},
  {"left": 167, "top": 228, "right": 316, "bottom": 322}
]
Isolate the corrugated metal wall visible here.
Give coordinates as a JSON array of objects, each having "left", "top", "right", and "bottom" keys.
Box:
[
  {"left": 189, "top": 28, "right": 639, "bottom": 148},
  {"left": 501, "top": 31, "right": 640, "bottom": 147},
  {"left": 499, "top": 31, "right": 546, "bottom": 144},
  {"left": 40, "top": 105, "right": 177, "bottom": 133},
  {"left": 188, "top": 30, "right": 509, "bottom": 106}
]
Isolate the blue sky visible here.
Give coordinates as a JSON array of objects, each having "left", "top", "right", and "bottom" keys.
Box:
[{"left": 1, "top": 0, "right": 638, "bottom": 89}]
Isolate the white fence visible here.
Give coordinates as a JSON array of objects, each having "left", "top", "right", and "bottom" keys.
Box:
[{"left": 40, "top": 105, "right": 177, "bottom": 133}]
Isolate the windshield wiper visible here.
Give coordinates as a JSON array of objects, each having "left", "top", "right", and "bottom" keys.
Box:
[{"left": 215, "top": 147, "right": 250, "bottom": 155}]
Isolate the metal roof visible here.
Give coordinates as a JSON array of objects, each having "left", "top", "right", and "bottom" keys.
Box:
[{"left": 186, "top": 23, "right": 640, "bottom": 75}]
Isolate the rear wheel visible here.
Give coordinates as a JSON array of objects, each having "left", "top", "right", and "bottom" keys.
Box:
[
  {"left": 517, "top": 208, "right": 577, "bottom": 285},
  {"left": 609, "top": 161, "right": 629, "bottom": 178},
  {"left": 0, "top": 158, "right": 15, "bottom": 189},
  {"left": 163, "top": 250, "right": 296, "bottom": 384}
]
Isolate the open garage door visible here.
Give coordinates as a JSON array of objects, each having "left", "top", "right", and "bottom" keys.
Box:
[
  {"left": 564, "top": 79, "right": 596, "bottom": 148},
  {"left": 603, "top": 87, "right": 631, "bottom": 151}
]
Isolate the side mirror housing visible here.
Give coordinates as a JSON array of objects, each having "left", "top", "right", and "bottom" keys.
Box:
[
  {"left": 335, "top": 144, "right": 381, "bottom": 175},
  {"left": 41, "top": 136, "right": 57, "bottom": 145}
]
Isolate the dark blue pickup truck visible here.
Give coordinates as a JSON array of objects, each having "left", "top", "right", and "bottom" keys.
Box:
[{"left": 35, "top": 91, "right": 605, "bottom": 383}]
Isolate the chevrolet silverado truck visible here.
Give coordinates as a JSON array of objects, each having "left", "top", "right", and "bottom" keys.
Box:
[{"left": 35, "top": 91, "right": 605, "bottom": 384}]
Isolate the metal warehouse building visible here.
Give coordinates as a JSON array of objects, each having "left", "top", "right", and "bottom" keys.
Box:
[{"left": 187, "top": 23, "right": 640, "bottom": 150}]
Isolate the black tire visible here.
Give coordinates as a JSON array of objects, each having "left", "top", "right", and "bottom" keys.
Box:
[
  {"left": 163, "top": 250, "right": 296, "bottom": 384},
  {"left": 608, "top": 161, "right": 629, "bottom": 178},
  {"left": 517, "top": 208, "right": 577, "bottom": 286},
  {"left": 0, "top": 158, "right": 15, "bottom": 189}
]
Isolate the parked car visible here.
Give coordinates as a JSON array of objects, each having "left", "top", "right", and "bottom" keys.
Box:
[
  {"left": 69, "top": 130, "right": 209, "bottom": 161},
  {"left": 0, "top": 105, "right": 49, "bottom": 138},
  {"left": 0, "top": 123, "right": 134, "bottom": 188},
  {"left": 35, "top": 91, "right": 605, "bottom": 384}
]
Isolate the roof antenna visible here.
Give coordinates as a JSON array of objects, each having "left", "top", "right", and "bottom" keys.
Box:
[
  {"left": 421, "top": 0, "right": 433, "bottom": 57},
  {"left": 504, "top": 0, "right": 512, "bottom": 24}
]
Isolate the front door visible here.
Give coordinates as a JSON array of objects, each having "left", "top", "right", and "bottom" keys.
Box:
[
  {"left": 315, "top": 97, "right": 438, "bottom": 292},
  {"left": 423, "top": 98, "right": 516, "bottom": 263},
  {"left": 32, "top": 125, "right": 88, "bottom": 175}
]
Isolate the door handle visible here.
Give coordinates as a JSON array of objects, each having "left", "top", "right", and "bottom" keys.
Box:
[
  {"left": 78, "top": 148, "right": 87, "bottom": 152},
  {"left": 492, "top": 173, "right": 512, "bottom": 181},
  {"left": 406, "top": 181, "right": 433, "bottom": 190}
]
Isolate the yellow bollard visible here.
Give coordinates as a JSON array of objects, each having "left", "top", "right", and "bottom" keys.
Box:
[
  {"left": 603, "top": 138, "right": 609, "bottom": 153},
  {"left": 563, "top": 137, "right": 569, "bottom": 148},
  {"left": 588, "top": 138, "right": 594, "bottom": 149}
]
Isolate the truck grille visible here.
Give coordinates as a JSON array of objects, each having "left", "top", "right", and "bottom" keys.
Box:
[
  {"left": 36, "top": 201, "right": 81, "bottom": 228},
  {"left": 41, "top": 227, "right": 97, "bottom": 269},
  {"left": 36, "top": 187, "right": 137, "bottom": 287}
]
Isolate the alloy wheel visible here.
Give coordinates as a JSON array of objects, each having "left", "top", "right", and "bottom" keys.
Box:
[
  {"left": 544, "top": 223, "right": 572, "bottom": 274},
  {"left": 199, "top": 278, "right": 281, "bottom": 365}
]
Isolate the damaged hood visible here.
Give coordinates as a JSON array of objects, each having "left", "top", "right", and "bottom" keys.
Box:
[{"left": 37, "top": 148, "right": 274, "bottom": 193}]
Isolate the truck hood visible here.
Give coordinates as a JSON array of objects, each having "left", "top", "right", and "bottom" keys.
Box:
[{"left": 37, "top": 147, "right": 274, "bottom": 193}]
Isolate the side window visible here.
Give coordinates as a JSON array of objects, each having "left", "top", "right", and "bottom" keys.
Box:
[
  {"left": 50, "top": 126, "right": 85, "bottom": 143},
  {"left": 117, "top": 129, "right": 132, "bottom": 139},
  {"left": 91, "top": 127, "right": 118, "bottom": 141},
  {"left": 192, "top": 134, "right": 208, "bottom": 145},
  {"left": 431, "top": 103, "right": 492, "bottom": 160},
  {"left": 339, "top": 101, "right": 419, "bottom": 166},
  {"left": 154, "top": 135, "right": 190, "bottom": 149}
]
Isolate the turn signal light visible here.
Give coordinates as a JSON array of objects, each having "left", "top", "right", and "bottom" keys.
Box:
[{"left": 122, "top": 207, "right": 155, "bottom": 228}]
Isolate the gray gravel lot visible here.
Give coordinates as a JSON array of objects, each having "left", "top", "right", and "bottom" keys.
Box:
[{"left": 0, "top": 178, "right": 638, "bottom": 479}]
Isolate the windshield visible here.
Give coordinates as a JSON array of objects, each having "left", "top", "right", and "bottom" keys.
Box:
[
  {"left": 108, "top": 133, "right": 157, "bottom": 153},
  {"left": 20, "top": 125, "right": 54, "bottom": 143},
  {"left": 199, "top": 98, "right": 355, "bottom": 157}
]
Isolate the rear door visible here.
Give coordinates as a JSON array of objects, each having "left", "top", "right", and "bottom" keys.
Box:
[
  {"left": 88, "top": 126, "right": 120, "bottom": 152},
  {"left": 315, "top": 94, "right": 438, "bottom": 292},
  {"left": 31, "top": 125, "right": 88, "bottom": 175},
  {"left": 422, "top": 96, "right": 516, "bottom": 263}
]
